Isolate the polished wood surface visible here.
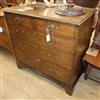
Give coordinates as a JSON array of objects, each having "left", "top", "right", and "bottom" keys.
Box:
[
  {"left": 3, "top": 7, "right": 95, "bottom": 26},
  {"left": 4, "top": 8, "right": 94, "bottom": 95},
  {"left": 0, "top": 12, "right": 13, "bottom": 53}
]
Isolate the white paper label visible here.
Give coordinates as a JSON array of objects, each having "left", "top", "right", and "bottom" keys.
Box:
[
  {"left": 86, "top": 47, "right": 99, "bottom": 57},
  {"left": 0, "top": 27, "right": 3, "bottom": 32},
  {"left": 46, "top": 33, "right": 51, "bottom": 42}
]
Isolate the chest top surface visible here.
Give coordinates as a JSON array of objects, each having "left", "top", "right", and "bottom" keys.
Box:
[{"left": 3, "top": 6, "right": 95, "bottom": 26}]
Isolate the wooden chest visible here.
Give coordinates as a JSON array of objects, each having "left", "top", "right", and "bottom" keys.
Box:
[{"left": 4, "top": 7, "right": 94, "bottom": 95}]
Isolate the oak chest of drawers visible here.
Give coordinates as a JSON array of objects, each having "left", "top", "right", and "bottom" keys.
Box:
[{"left": 4, "top": 7, "right": 94, "bottom": 95}]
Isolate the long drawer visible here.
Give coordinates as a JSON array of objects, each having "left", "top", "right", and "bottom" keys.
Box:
[
  {"left": 13, "top": 38, "right": 74, "bottom": 70},
  {"left": 15, "top": 48, "right": 73, "bottom": 84},
  {"left": 32, "top": 18, "right": 76, "bottom": 39}
]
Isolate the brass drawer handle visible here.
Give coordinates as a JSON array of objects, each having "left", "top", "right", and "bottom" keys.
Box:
[
  {"left": 47, "top": 24, "right": 55, "bottom": 29},
  {"left": 16, "top": 29, "right": 19, "bottom": 33},
  {"left": 48, "top": 53, "right": 56, "bottom": 61},
  {"left": 19, "top": 43, "right": 28, "bottom": 49},
  {"left": 14, "top": 17, "right": 19, "bottom": 21},
  {"left": 36, "top": 58, "right": 40, "bottom": 62},
  {"left": 22, "top": 47, "right": 26, "bottom": 49},
  {"left": 48, "top": 53, "right": 52, "bottom": 57},
  {"left": 14, "top": 17, "right": 22, "bottom": 24},
  {"left": 24, "top": 45, "right": 28, "bottom": 48},
  {"left": 20, "top": 30, "right": 24, "bottom": 35},
  {"left": 53, "top": 40, "right": 59, "bottom": 44},
  {"left": 34, "top": 44, "right": 39, "bottom": 48},
  {"left": 15, "top": 29, "right": 24, "bottom": 35},
  {"left": 49, "top": 69, "right": 56, "bottom": 75}
]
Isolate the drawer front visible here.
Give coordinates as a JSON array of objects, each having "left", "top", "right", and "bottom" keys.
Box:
[
  {"left": 5, "top": 13, "right": 33, "bottom": 28},
  {"left": 33, "top": 18, "right": 76, "bottom": 39},
  {"left": 15, "top": 49, "right": 41, "bottom": 70},
  {"left": 40, "top": 61, "right": 73, "bottom": 84},
  {"left": 13, "top": 39, "right": 74, "bottom": 70},
  {"left": 15, "top": 48, "right": 73, "bottom": 84}
]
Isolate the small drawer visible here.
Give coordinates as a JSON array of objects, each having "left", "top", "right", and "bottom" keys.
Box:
[
  {"left": 15, "top": 48, "right": 41, "bottom": 70},
  {"left": 8, "top": 24, "right": 45, "bottom": 42},
  {"left": 5, "top": 13, "right": 33, "bottom": 28}
]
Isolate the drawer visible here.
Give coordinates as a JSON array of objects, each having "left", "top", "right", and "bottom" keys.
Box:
[
  {"left": 8, "top": 24, "right": 45, "bottom": 41},
  {"left": 33, "top": 18, "right": 76, "bottom": 39},
  {"left": 13, "top": 39, "right": 74, "bottom": 70},
  {"left": 14, "top": 49, "right": 41, "bottom": 70},
  {"left": 5, "top": 13, "right": 33, "bottom": 28},
  {"left": 15, "top": 48, "right": 73, "bottom": 84}
]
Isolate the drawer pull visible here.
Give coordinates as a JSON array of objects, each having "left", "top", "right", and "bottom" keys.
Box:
[
  {"left": 16, "top": 29, "right": 24, "bottom": 35},
  {"left": 34, "top": 44, "right": 39, "bottom": 48},
  {"left": 36, "top": 58, "right": 40, "bottom": 62},
  {"left": 16, "top": 29, "right": 19, "bottom": 33},
  {"left": 20, "top": 30, "right": 24, "bottom": 35},
  {"left": 53, "top": 40, "right": 59, "bottom": 44},
  {"left": 48, "top": 53, "right": 52, "bottom": 57},
  {"left": 22, "top": 45, "right": 28, "bottom": 49},
  {"left": 49, "top": 69, "right": 56, "bottom": 75},
  {"left": 19, "top": 43, "right": 27, "bottom": 49},
  {"left": 14, "top": 17, "right": 22, "bottom": 24},
  {"left": 47, "top": 24, "right": 55, "bottom": 29},
  {"left": 19, "top": 43, "right": 23, "bottom": 47},
  {"left": 24, "top": 45, "right": 28, "bottom": 48}
]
